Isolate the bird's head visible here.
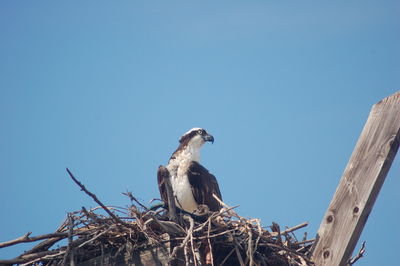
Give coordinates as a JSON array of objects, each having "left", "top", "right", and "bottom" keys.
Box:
[
  {"left": 169, "top": 127, "right": 214, "bottom": 163},
  {"left": 179, "top": 127, "right": 214, "bottom": 148}
]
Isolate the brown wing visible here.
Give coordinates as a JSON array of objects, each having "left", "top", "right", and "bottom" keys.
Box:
[
  {"left": 157, "top": 165, "right": 168, "bottom": 205},
  {"left": 187, "top": 161, "right": 222, "bottom": 211}
]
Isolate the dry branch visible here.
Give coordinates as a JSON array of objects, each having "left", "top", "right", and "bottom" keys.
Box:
[
  {"left": 0, "top": 232, "right": 68, "bottom": 249},
  {"left": 66, "top": 168, "right": 129, "bottom": 227},
  {"left": 348, "top": 241, "right": 366, "bottom": 265}
]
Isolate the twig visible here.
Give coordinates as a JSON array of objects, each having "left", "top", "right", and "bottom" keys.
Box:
[
  {"left": 189, "top": 229, "right": 198, "bottom": 266},
  {"left": 164, "top": 228, "right": 236, "bottom": 242},
  {"left": 227, "top": 231, "right": 245, "bottom": 266},
  {"left": 280, "top": 222, "right": 309, "bottom": 235},
  {"left": 254, "top": 219, "right": 262, "bottom": 258},
  {"left": 212, "top": 194, "right": 242, "bottom": 220},
  {"left": 184, "top": 242, "right": 189, "bottom": 266},
  {"left": 220, "top": 248, "right": 236, "bottom": 266},
  {"left": 348, "top": 241, "right": 366, "bottom": 265},
  {"left": 207, "top": 218, "right": 214, "bottom": 266},
  {"left": 247, "top": 225, "right": 254, "bottom": 266},
  {"left": 81, "top": 206, "right": 103, "bottom": 224},
  {"left": 0, "top": 232, "right": 31, "bottom": 249},
  {"left": 78, "top": 226, "right": 114, "bottom": 248},
  {"left": 68, "top": 215, "right": 75, "bottom": 266},
  {"left": 192, "top": 205, "right": 240, "bottom": 234},
  {"left": 212, "top": 194, "right": 228, "bottom": 208},
  {"left": 24, "top": 235, "right": 66, "bottom": 255},
  {"left": 295, "top": 238, "right": 316, "bottom": 246},
  {"left": 66, "top": 168, "right": 129, "bottom": 227},
  {"left": 170, "top": 215, "right": 194, "bottom": 260},
  {"left": 21, "top": 251, "right": 67, "bottom": 266},
  {"left": 61, "top": 213, "right": 75, "bottom": 266},
  {"left": 122, "top": 191, "right": 150, "bottom": 212},
  {"left": 0, "top": 232, "right": 68, "bottom": 249},
  {"left": 0, "top": 250, "right": 61, "bottom": 265},
  {"left": 234, "top": 244, "right": 245, "bottom": 266},
  {"left": 263, "top": 242, "right": 314, "bottom": 265}
]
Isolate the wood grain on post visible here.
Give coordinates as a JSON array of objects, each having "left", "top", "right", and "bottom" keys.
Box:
[{"left": 311, "top": 91, "right": 400, "bottom": 266}]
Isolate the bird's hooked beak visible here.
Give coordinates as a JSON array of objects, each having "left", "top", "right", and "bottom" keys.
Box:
[{"left": 202, "top": 133, "right": 214, "bottom": 144}]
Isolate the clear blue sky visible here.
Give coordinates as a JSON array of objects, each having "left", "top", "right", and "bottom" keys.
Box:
[{"left": 1, "top": 1, "right": 399, "bottom": 265}]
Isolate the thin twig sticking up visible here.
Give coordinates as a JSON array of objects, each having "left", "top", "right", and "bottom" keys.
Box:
[
  {"left": 66, "top": 168, "right": 128, "bottom": 227},
  {"left": 348, "top": 241, "right": 366, "bottom": 265}
]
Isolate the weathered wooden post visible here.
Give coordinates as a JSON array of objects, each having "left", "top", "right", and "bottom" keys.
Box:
[{"left": 311, "top": 91, "right": 400, "bottom": 265}]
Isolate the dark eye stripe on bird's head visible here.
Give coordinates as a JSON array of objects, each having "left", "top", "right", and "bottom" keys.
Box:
[{"left": 179, "top": 127, "right": 204, "bottom": 143}]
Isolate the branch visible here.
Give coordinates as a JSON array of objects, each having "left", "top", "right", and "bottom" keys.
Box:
[
  {"left": 348, "top": 241, "right": 366, "bottom": 265},
  {"left": 122, "top": 191, "right": 150, "bottom": 212},
  {"left": 61, "top": 213, "right": 75, "bottom": 265},
  {"left": 269, "top": 221, "right": 310, "bottom": 238},
  {"left": 281, "top": 222, "right": 308, "bottom": 235},
  {"left": 264, "top": 242, "right": 314, "bottom": 265},
  {"left": 66, "top": 168, "right": 128, "bottom": 227},
  {"left": 0, "top": 250, "right": 61, "bottom": 265},
  {"left": 170, "top": 215, "right": 194, "bottom": 260},
  {"left": 78, "top": 226, "right": 114, "bottom": 248},
  {"left": 1, "top": 237, "right": 89, "bottom": 265},
  {"left": 0, "top": 232, "right": 68, "bottom": 249}
]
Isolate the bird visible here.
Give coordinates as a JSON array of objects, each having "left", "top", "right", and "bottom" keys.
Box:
[{"left": 157, "top": 128, "right": 222, "bottom": 214}]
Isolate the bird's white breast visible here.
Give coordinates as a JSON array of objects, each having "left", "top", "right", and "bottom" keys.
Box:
[
  {"left": 167, "top": 155, "right": 199, "bottom": 213},
  {"left": 170, "top": 172, "right": 198, "bottom": 213}
]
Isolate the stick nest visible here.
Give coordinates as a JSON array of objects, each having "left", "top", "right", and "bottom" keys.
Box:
[
  {"left": 0, "top": 200, "right": 314, "bottom": 265},
  {"left": 0, "top": 170, "right": 315, "bottom": 265}
]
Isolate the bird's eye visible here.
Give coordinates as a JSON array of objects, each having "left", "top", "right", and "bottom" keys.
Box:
[{"left": 197, "top": 129, "right": 203, "bottom": 135}]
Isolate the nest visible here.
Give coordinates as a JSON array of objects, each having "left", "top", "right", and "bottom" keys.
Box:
[{"left": 0, "top": 170, "right": 315, "bottom": 265}]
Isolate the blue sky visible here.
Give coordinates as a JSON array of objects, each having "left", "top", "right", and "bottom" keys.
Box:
[{"left": 1, "top": 1, "right": 399, "bottom": 265}]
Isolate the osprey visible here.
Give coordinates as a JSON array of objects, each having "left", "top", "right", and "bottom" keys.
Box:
[{"left": 157, "top": 128, "right": 222, "bottom": 213}]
